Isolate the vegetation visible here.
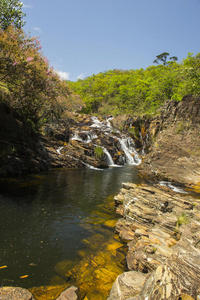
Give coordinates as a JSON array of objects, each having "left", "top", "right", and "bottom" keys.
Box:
[
  {"left": 0, "top": 0, "right": 85, "bottom": 134},
  {"left": 0, "top": 26, "right": 83, "bottom": 132},
  {"left": 94, "top": 146, "right": 104, "bottom": 159},
  {"left": 153, "top": 52, "right": 178, "bottom": 65},
  {"left": 1, "top": 0, "right": 200, "bottom": 131},
  {"left": 176, "top": 213, "right": 189, "bottom": 228},
  {"left": 68, "top": 52, "right": 200, "bottom": 116},
  {"left": 0, "top": 0, "right": 26, "bottom": 30}
]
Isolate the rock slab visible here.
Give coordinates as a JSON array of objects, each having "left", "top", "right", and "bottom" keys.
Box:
[{"left": 0, "top": 287, "right": 34, "bottom": 300}]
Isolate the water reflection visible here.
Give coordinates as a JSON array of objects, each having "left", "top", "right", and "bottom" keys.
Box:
[{"left": 0, "top": 166, "right": 140, "bottom": 288}]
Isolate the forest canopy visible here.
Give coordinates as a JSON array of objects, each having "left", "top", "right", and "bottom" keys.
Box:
[{"left": 68, "top": 53, "right": 200, "bottom": 116}]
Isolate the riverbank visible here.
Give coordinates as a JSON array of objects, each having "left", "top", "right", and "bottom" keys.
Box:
[
  {"left": 107, "top": 95, "right": 200, "bottom": 299},
  {"left": 108, "top": 182, "right": 200, "bottom": 299}
]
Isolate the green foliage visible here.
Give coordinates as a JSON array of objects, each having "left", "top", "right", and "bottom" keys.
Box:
[
  {"left": 0, "top": 80, "right": 10, "bottom": 100},
  {"left": 0, "top": 0, "right": 26, "bottom": 30},
  {"left": 176, "top": 213, "right": 189, "bottom": 227},
  {"left": 153, "top": 52, "right": 178, "bottom": 66},
  {"left": 68, "top": 52, "right": 200, "bottom": 116},
  {"left": 153, "top": 52, "right": 170, "bottom": 65},
  {"left": 94, "top": 146, "right": 104, "bottom": 159},
  {"left": 0, "top": 26, "right": 83, "bottom": 131}
]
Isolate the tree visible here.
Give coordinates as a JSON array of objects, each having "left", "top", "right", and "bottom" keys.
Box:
[
  {"left": 153, "top": 52, "right": 170, "bottom": 66},
  {"left": 0, "top": 0, "right": 26, "bottom": 30},
  {"left": 153, "top": 53, "right": 178, "bottom": 66},
  {"left": 0, "top": 26, "right": 83, "bottom": 130},
  {"left": 169, "top": 56, "right": 178, "bottom": 62}
]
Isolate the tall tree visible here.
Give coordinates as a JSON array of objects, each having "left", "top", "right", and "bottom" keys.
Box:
[
  {"left": 153, "top": 53, "right": 178, "bottom": 65},
  {"left": 153, "top": 52, "right": 170, "bottom": 66},
  {"left": 0, "top": 0, "right": 26, "bottom": 30}
]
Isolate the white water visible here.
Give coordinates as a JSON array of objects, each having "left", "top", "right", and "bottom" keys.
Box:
[
  {"left": 65, "top": 154, "right": 102, "bottom": 170},
  {"left": 118, "top": 137, "right": 141, "bottom": 165},
  {"left": 56, "top": 146, "right": 102, "bottom": 170},
  {"left": 159, "top": 181, "right": 188, "bottom": 194},
  {"left": 59, "top": 115, "right": 141, "bottom": 168},
  {"left": 101, "top": 146, "right": 115, "bottom": 166},
  {"left": 71, "top": 131, "right": 98, "bottom": 143},
  {"left": 56, "top": 146, "right": 64, "bottom": 155}
]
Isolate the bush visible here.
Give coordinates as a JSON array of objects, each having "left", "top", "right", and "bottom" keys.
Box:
[
  {"left": 94, "top": 146, "right": 104, "bottom": 159},
  {"left": 0, "top": 26, "right": 84, "bottom": 131}
]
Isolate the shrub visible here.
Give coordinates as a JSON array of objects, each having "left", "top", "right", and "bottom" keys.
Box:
[
  {"left": 0, "top": 26, "right": 84, "bottom": 132},
  {"left": 94, "top": 146, "right": 104, "bottom": 159}
]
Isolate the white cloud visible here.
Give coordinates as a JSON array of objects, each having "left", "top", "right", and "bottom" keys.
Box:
[
  {"left": 77, "top": 73, "right": 86, "bottom": 80},
  {"left": 33, "top": 27, "right": 42, "bottom": 32},
  {"left": 55, "top": 71, "right": 70, "bottom": 80}
]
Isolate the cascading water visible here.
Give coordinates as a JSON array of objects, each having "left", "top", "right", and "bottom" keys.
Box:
[
  {"left": 71, "top": 131, "right": 98, "bottom": 143},
  {"left": 58, "top": 115, "right": 141, "bottom": 169},
  {"left": 100, "top": 146, "right": 116, "bottom": 166},
  {"left": 118, "top": 137, "right": 141, "bottom": 165}
]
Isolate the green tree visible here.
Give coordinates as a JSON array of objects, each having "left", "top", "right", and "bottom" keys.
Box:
[
  {"left": 0, "top": 0, "right": 26, "bottom": 30},
  {"left": 0, "top": 26, "right": 83, "bottom": 131},
  {"left": 153, "top": 52, "right": 178, "bottom": 66},
  {"left": 153, "top": 52, "right": 170, "bottom": 66}
]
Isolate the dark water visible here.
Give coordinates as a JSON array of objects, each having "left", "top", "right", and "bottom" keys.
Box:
[{"left": 0, "top": 166, "right": 140, "bottom": 288}]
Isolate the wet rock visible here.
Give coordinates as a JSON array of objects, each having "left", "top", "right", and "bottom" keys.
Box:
[
  {"left": 0, "top": 287, "right": 34, "bottom": 300},
  {"left": 56, "top": 286, "right": 78, "bottom": 300}
]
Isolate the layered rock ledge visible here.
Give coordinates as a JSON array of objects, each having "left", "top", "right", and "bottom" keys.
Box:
[{"left": 108, "top": 182, "right": 200, "bottom": 300}]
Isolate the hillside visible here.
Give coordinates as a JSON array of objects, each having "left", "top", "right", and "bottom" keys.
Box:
[{"left": 68, "top": 53, "right": 200, "bottom": 116}]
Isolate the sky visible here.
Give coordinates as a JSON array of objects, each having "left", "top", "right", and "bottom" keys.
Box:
[{"left": 22, "top": 0, "right": 200, "bottom": 81}]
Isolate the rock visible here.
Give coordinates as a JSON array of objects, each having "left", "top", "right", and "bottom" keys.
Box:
[
  {"left": 110, "top": 181, "right": 200, "bottom": 299},
  {"left": 141, "top": 253, "right": 200, "bottom": 299},
  {"left": 56, "top": 286, "right": 78, "bottom": 300},
  {"left": 107, "top": 271, "right": 147, "bottom": 300},
  {"left": 138, "top": 95, "right": 200, "bottom": 187},
  {"left": 0, "top": 287, "right": 34, "bottom": 300}
]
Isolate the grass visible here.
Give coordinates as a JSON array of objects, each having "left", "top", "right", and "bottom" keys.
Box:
[
  {"left": 94, "top": 146, "right": 104, "bottom": 159},
  {"left": 176, "top": 213, "right": 189, "bottom": 228}
]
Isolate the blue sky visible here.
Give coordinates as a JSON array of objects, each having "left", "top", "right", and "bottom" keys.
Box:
[{"left": 22, "top": 0, "right": 200, "bottom": 81}]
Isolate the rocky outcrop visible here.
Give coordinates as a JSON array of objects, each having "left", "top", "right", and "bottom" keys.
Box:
[
  {"left": 56, "top": 114, "right": 141, "bottom": 169},
  {"left": 0, "top": 102, "right": 76, "bottom": 177},
  {"left": 121, "top": 95, "right": 200, "bottom": 188},
  {"left": 0, "top": 102, "right": 141, "bottom": 176},
  {"left": 0, "top": 287, "right": 35, "bottom": 300},
  {"left": 108, "top": 182, "right": 200, "bottom": 299}
]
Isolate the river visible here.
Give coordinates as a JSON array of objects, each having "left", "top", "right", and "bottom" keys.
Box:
[{"left": 0, "top": 165, "right": 140, "bottom": 294}]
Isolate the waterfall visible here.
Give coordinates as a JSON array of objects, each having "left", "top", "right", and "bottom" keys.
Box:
[
  {"left": 118, "top": 137, "right": 141, "bottom": 165},
  {"left": 57, "top": 146, "right": 64, "bottom": 155},
  {"left": 71, "top": 131, "right": 97, "bottom": 143},
  {"left": 101, "top": 146, "right": 115, "bottom": 166},
  {"left": 59, "top": 115, "right": 141, "bottom": 169}
]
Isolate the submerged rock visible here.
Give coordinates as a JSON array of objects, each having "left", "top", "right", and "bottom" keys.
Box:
[{"left": 56, "top": 286, "right": 78, "bottom": 300}]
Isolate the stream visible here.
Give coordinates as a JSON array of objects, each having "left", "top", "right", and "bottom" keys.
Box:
[{"left": 0, "top": 165, "right": 141, "bottom": 294}]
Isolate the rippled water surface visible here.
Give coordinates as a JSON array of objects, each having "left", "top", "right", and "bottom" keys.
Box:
[{"left": 0, "top": 166, "right": 140, "bottom": 289}]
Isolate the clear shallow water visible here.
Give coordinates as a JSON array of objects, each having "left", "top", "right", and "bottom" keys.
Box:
[{"left": 0, "top": 166, "right": 140, "bottom": 289}]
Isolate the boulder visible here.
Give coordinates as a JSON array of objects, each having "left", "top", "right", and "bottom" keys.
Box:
[
  {"left": 0, "top": 287, "right": 34, "bottom": 300},
  {"left": 107, "top": 271, "right": 147, "bottom": 300},
  {"left": 56, "top": 286, "right": 78, "bottom": 300}
]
